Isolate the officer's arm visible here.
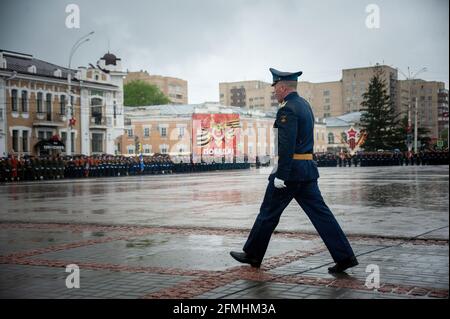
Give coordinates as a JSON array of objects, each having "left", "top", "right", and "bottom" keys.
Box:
[{"left": 276, "top": 107, "right": 297, "bottom": 181}]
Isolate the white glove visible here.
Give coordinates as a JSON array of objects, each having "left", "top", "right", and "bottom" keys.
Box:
[{"left": 274, "top": 177, "right": 286, "bottom": 189}]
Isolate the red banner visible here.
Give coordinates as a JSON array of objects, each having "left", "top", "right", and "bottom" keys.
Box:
[{"left": 192, "top": 113, "right": 240, "bottom": 162}]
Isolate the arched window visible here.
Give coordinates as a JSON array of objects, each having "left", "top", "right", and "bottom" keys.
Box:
[{"left": 328, "top": 133, "right": 335, "bottom": 144}]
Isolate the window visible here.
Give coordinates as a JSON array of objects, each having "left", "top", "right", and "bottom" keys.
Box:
[
  {"left": 160, "top": 145, "right": 168, "bottom": 154},
  {"left": 113, "top": 101, "right": 117, "bottom": 119},
  {"left": 11, "top": 89, "right": 18, "bottom": 111},
  {"left": 324, "top": 98, "right": 330, "bottom": 104},
  {"left": 46, "top": 131, "right": 52, "bottom": 140},
  {"left": 71, "top": 132, "right": 75, "bottom": 153},
  {"left": 22, "top": 130, "right": 28, "bottom": 153},
  {"left": 127, "top": 129, "right": 133, "bottom": 137},
  {"left": 21, "top": 91, "right": 28, "bottom": 112},
  {"left": 144, "top": 147, "right": 151, "bottom": 154},
  {"left": 12, "top": 130, "right": 19, "bottom": 152},
  {"left": 328, "top": 133, "right": 334, "bottom": 144},
  {"left": 61, "top": 132, "right": 67, "bottom": 146},
  {"left": 46, "top": 93, "right": 52, "bottom": 121},
  {"left": 0, "top": 108, "right": 3, "bottom": 121},
  {"left": 92, "top": 133, "right": 103, "bottom": 153},
  {"left": 128, "top": 147, "right": 134, "bottom": 155},
  {"left": 37, "top": 92, "right": 43, "bottom": 113},
  {"left": 161, "top": 127, "right": 167, "bottom": 137},
  {"left": 91, "top": 98, "right": 102, "bottom": 124},
  {"left": 323, "top": 90, "right": 330, "bottom": 96},
  {"left": 144, "top": 128, "right": 150, "bottom": 137},
  {"left": 60, "top": 95, "right": 66, "bottom": 115},
  {"left": 178, "top": 127, "right": 185, "bottom": 138},
  {"left": 38, "top": 131, "right": 45, "bottom": 141}
]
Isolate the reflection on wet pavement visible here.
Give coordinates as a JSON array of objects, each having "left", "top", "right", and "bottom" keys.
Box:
[{"left": 1, "top": 166, "right": 448, "bottom": 239}]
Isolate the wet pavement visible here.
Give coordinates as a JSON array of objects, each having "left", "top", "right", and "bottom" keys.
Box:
[{"left": 0, "top": 166, "right": 448, "bottom": 299}]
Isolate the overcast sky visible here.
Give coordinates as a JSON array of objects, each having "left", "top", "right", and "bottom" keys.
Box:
[{"left": 1, "top": 0, "right": 448, "bottom": 103}]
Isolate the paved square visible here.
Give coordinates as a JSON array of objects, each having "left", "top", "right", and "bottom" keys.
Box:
[{"left": 0, "top": 167, "right": 448, "bottom": 299}]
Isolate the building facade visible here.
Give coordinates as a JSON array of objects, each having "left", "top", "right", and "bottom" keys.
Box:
[
  {"left": 324, "top": 112, "right": 364, "bottom": 154},
  {"left": 219, "top": 65, "right": 448, "bottom": 143},
  {"left": 0, "top": 50, "right": 125, "bottom": 157},
  {"left": 124, "top": 71, "right": 188, "bottom": 104},
  {"left": 219, "top": 81, "right": 278, "bottom": 113},
  {"left": 120, "top": 102, "right": 329, "bottom": 162},
  {"left": 120, "top": 103, "right": 276, "bottom": 163},
  {"left": 397, "top": 80, "right": 449, "bottom": 141}
]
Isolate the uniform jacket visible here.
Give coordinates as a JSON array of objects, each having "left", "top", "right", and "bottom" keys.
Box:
[{"left": 273, "top": 91, "right": 319, "bottom": 181}]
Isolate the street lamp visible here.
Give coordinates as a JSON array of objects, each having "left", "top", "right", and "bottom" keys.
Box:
[
  {"left": 66, "top": 31, "right": 94, "bottom": 156},
  {"left": 398, "top": 67, "right": 427, "bottom": 153}
]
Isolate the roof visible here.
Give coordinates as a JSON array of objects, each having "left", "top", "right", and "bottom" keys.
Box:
[
  {"left": 324, "top": 111, "right": 363, "bottom": 127},
  {"left": 0, "top": 49, "right": 118, "bottom": 89},
  {"left": 101, "top": 52, "right": 120, "bottom": 66},
  {"left": 124, "top": 103, "right": 275, "bottom": 119},
  {"left": 1, "top": 49, "right": 75, "bottom": 78}
]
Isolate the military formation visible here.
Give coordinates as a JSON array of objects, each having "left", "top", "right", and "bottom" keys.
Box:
[
  {"left": 315, "top": 150, "right": 449, "bottom": 167},
  {"left": 0, "top": 154, "right": 251, "bottom": 183}
]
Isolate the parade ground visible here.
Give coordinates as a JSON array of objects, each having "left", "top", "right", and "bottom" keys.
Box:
[{"left": 0, "top": 166, "right": 448, "bottom": 299}]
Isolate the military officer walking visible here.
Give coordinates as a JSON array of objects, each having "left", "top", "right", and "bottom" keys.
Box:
[{"left": 230, "top": 68, "right": 358, "bottom": 273}]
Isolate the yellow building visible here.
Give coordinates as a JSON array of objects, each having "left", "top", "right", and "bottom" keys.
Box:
[{"left": 120, "top": 103, "right": 276, "bottom": 163}]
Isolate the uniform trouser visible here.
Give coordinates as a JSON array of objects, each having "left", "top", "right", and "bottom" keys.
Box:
[{"left": 243, "top": 174, "right": 355, "bottom": 263}]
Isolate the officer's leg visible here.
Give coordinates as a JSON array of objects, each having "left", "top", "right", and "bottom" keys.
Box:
[
  {"left": 243, "top": 174, "right": 296, "bottom": 261},
  {"left": 294, "top": 181, "right": 355, "bottom": 263}
]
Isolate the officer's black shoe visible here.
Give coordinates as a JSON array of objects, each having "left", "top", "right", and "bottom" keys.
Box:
[
  {"left": 230, "top": 251, "right": 261, "bottom": 268},
  {"left": 328, "top": 256, "right": 359, "bottom": 274}
]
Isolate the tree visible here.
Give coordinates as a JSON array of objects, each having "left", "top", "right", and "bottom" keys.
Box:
[
  {"left": 124, "top": 80, "right": 171, "bottom": 106},
  {"left": 359, "top": 66, "right": 403, "bottom": 151}
]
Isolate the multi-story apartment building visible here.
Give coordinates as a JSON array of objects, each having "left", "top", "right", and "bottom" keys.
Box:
[
  {"left": 220, "top": 65, "right": 448, "bottom": 142},
  {"left": 124, "top": 71, "right": 188, "bottom": 104},
  {"left": 341, "top": 65, "right": 398, "bottom": 114},
  {"left": 219, "top": 81, "right": 278, "bottom": 113},
  {"left": 397, "top": 80, "right": 449, "bottom": 141},
  {"left": 0, "top": 49, "right": 125, "bottom": 157},
  {"left": 298, "top": 81, "right": 344, "bottom": 118}
]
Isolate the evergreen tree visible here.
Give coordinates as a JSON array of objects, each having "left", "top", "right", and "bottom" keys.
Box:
[{"left": 359, "top": 66, "right": 403, "bottom": 151}]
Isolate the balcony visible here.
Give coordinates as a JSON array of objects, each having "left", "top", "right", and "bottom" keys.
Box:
[
  {"left": 33, "top": 112, "right": 63, "bottom": 127},
  {"left": 90, "top": 115, "right": 107, "bottom": 129}
]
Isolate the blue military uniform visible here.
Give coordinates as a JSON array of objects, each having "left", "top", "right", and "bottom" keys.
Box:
[{"left": 242, "top": 68, "right": 356, "bottom": 266}]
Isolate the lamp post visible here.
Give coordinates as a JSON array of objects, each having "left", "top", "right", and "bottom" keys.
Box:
[
  {"left": 398, "top": 67, "right": 427, "bottom": 154},
  {"left": 66, "top": 31, "right": 94, "bottom": 156}
]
